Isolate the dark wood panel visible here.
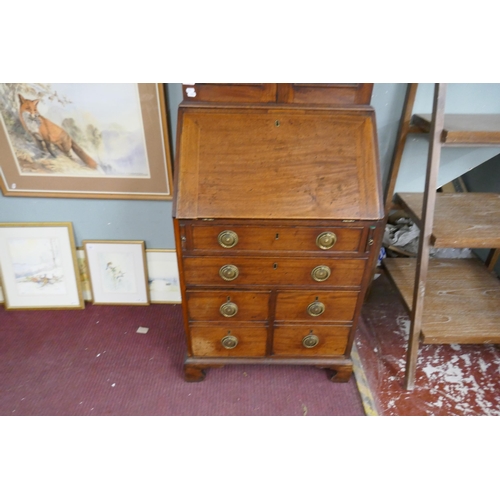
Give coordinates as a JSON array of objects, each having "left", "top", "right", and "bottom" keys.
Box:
[
  {"left": 277, "top": 83, "right": 374, "bottom": 105},
  {"left": 182, "top": 84, "right": 277, "bottom": 103}
]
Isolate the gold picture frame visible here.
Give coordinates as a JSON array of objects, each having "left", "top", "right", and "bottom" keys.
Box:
[
  {"left": 76, "top": 248, "right": 92, "bottom": 302},
  {"left": 83, "top": 240, "right": 150, "bottom": 305},
  {"left": 0, "top": 83, "right": 173, "bottom": 200},
  {"left": 0, "top": 222, "right": 84, "bottom": 310}
]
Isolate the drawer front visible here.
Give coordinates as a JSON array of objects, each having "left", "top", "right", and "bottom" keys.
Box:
[
  {"left": 190, "top": 326, "right": 268, "bottom": 357},
  {"left": 275, "top": 291, "right": 359, "bottom": 322},
  {"left": 272, "top": 325, "right": 350, "bottom": 356},
  {"left": 183, "top": 257, "right": 366, "bottom": 287},
  {"left": 190, "top": 225, "right": 363, "bottom": 253},
  {"left": 186, "top": 290, "right": 269, "bottom": 321}
]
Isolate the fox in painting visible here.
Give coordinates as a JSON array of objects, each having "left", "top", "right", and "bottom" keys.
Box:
[{"left": 18, "top": 94, "right": 97, "bottom": 169}]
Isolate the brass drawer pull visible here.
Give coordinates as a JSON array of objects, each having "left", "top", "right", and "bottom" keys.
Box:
[
  {"left": 218, "top": 230, "right": 238, "bottom": 248},
  {"left": 220, "top": 301, "right": 238, "bottom": 318},
  {"left": 221, "top": 334, "right": 239, "bottom": 349},
  {"left": 302, "top": 334, "right": 319, "bottom": 349},
  {"left": 307, "top": 301, "right": 325, "bottom": 317},
  {"left": 219, "top": 264, "right": 239, "bottom": 281},
  {"left": 316, "top": 231, "right": 337, "bottom": 250},
  {"left": 311, "top": 265, "right": 331, "bottom": 282}
]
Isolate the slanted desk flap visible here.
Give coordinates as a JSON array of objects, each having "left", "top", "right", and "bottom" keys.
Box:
[{"left": 175, "top": 106, "right": 383, "bottom": 220}]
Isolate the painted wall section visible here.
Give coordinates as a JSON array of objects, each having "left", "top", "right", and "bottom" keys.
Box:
[{"left": 371, "top": 83, "right": 500, "bottom": 193}]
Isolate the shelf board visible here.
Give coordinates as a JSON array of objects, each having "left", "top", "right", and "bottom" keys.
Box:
[
  {"left": 395, "top": 192, "right": 500, "bottom": 248},
  {"left": 412, "top": 113, "right": 500, "bottom": 145},
  {"left": 383, "top": 257, "right": 500, "bottom": 344}
]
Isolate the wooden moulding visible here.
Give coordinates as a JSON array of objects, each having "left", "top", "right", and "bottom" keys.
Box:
[
  {"left": 183, "top": 356, "right": 354, "bottom": 383},
  {"left": 383, "top": 257, "right": 500, "bottom": 344}
]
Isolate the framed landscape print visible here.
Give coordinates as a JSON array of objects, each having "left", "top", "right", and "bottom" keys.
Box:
[
  {"left": 83, "top": 240, "right": 149, "bottom": 305},
  {"left": 0, "top": 222, "right": 84, "bottom": 310},
  {"left": 146, "top": 249, "right": 181, "bottom": 303},
  {"left": 0, "top": 83, "right": 173, "bottom": 200}
]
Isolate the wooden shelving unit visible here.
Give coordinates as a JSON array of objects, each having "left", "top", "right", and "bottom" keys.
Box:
[{"left": 383, "top": 83, "right": 500, "bottom": 390}]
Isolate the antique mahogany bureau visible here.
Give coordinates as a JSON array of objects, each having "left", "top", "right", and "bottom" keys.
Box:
[{"left": 173, "top": 83, "right": 384, "bottom": 382}]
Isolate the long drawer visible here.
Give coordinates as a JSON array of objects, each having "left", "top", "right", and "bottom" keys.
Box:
[
  {"left": 182, "top": 256, "right": 367, "bottom": 287},
  {"left": 188, "top": 225, "right": 364, "bottom": 254}
]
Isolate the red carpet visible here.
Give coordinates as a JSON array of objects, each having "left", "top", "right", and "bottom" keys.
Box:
[{"left": 0, "top": 303, "right": 365, "bottom": 416}]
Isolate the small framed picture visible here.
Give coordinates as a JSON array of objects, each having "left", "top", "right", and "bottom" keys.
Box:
[
  {"left": 146, "top": 249, "right": 181, "bottom": 303},
  {"left": 0, "top": 222, "right": 84, "bottom": 310},
  {"left": 83, "top": 240, "right": 149, "bottom": 305}
]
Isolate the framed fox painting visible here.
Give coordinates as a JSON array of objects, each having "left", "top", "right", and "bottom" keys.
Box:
[{"left": 0, "top": 83, "right": 173, "bottom": 199}]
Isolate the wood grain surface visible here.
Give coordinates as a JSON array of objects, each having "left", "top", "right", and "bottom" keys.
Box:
[
  {"left": 395, "top": 192, "right": 500, "bottom": 248},
  {"left": 384, "top": 257, "right": 500, "bottom": 343}
]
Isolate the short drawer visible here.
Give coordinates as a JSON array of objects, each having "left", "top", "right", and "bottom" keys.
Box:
[
  {"left": 183, "top": 257, "right": 366, "bottom": 287},
  {"left": 186, "top": 290, "right": 269, "bottom": 321},
  {"left": 190, "top": 326, "right": 267, "bottom": 357},
  {"left": 275, "top": 291, "right": 359, "bottom": 322},
  {"left": 272, "top": 325, "right": 350, "bottom": 357},
  {"left": 189, "top": 225, "right": 363, "bottom": 253}
]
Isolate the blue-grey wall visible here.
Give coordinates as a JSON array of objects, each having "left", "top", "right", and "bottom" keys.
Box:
[{"left": 1, "top": 83, "right": 499, "bottom": 249}]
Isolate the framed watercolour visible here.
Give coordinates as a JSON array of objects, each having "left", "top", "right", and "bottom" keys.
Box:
[
  {"left": 146, "top": 249, "right": 182, "bottom": 304},
  {"left": 0, "top": 83, "right": 173, "bottom": 200},
  {"left": 83, "top": 240, "right": 149, "bottom": 305},
  {"left": 0, "top": 222, "right": 84, "bottom": 310}
]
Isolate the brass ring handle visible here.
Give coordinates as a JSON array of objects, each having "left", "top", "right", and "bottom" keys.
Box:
[
  {"left": 316, "top": 232, "right": 337, "bottom": 250},
  {"left": 221, "top": 335, "right": 238, "bottom": 349},
  {"left": 311, "top": 265, "right": 331, "bottom": 282},
  {"left": 219, "top": 264, "right": 239, "bottom": 281},
  {"left": 220, "top": 301, "right": 238, "bottom": 318},
  {"left": 218, "top": 230, "right": 238, "bottom": 248},
  {"left": 307, "top": 301, "right": 325, "bottom": 317},
  {"left": 302, "top": 334, "right": 319, "bottom": 349}
]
